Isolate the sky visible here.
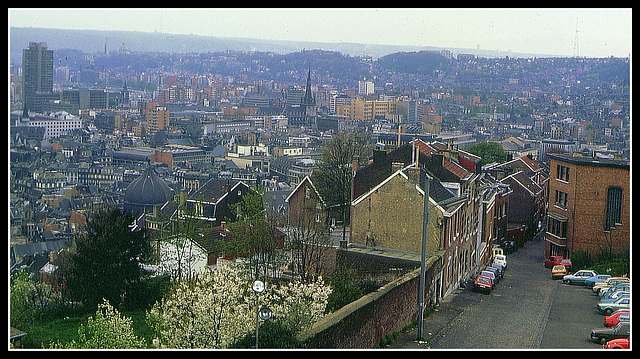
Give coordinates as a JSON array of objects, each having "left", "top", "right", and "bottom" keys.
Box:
[{"left": 9, "top": 8, "right": 632, "bottom": 58}]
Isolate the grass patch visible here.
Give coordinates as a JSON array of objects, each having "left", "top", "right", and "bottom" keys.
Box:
[{"left": 18, "top": 308, "right": 155, "bottom": 349}]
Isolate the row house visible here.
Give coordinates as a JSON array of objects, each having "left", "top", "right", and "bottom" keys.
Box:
[
  {"left": 349, "top": 139, "right": 504, "bottom": 300},
  {"left": 485, "top": 155, "right": 549, "bottom": 238}
]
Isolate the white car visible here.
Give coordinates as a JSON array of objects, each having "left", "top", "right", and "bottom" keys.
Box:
[
  {"left": 561, "top": 269, "right": 598, "bottom": 285},
  {"left": 493, "top": 254, "right": 507, "bottom": 269}
]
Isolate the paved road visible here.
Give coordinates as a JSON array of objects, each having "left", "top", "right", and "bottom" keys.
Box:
[{"left": 387, "top": 231, "right": 609, "bottom": 349}]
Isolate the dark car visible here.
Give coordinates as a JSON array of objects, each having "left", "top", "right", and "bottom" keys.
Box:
[
  {"left": 489, "top": 262, "right": 505, "bottom": 278},
  {"left": 501, "top": 241, "right": 518, "bottom": 254},
  {"left": 590, "top": 321, "right": 630, "bottom": 344},
  {"left": 473, "top": 275, "right": 493, "bottom": 294},
  {"left": 483, "top": 266, "right": 501, "bottom": 283}
]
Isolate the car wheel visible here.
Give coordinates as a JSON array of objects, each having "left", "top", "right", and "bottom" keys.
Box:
[
  {"left": 566, "top": 279, "right": 572, "bottom": 285},
  {"left": 605, "top": 308, "right": 613, "bottom": 316},
  {"left": 600, "top": 337, "right": 608, "bottom": 345}
]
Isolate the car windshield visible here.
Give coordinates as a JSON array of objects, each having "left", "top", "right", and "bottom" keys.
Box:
[{"left": 495, "top": 255, "right": 506, "bottom": 261}]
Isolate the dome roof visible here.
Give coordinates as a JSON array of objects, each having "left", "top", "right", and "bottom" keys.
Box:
[{"left": 123, "top": 167, "right": 172, "bottom": 207}]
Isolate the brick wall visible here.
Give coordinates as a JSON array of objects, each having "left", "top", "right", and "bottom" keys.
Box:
[{"left": 298, "top": 252, "right": 442, "bottom": 349}]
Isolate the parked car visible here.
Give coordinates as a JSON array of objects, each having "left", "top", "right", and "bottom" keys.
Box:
[
  {"left": 597, "top": 296, "right": 630, "bottom": 315},
  {"left": 493, "top": 254, "right": 507, "bottom": 269},
  {"left": 551, "top": 265, "right": 568, "bottom": 279},
  {"left": 492, "top": 247, "right": 504, "bottom": 259},
  {"left": 483, "top": 266, "right": 501, "bottom": 282},
  {"left": 473, "top": 274, "right": 493, "bottom": 294},
  {"left": 562, "top": 269, "right": 598, "bottom": 285},
  {"left": 585, "top": 274, "right": 611, "bottom": 288},
  {"left": 590, "top": 321, "right": 630, "bottom": 344},
  {"left": 604, "top": 337, "right": 630, "bottom": 349},
  {"left": 600, "top": 291, "right": 629, "bottom": 303},
  {"left": 480, "top": 270, "right": 497, "bottom": 289},
  {"left": 600, "top": 283, "right": 630, "bottom": 298},
  {"left": 560, "top": 258, "right": 572, "bottom": 270},
  {"left": 490, "top": 262, "right": 505, "bottom": 278},
  {"left": 604, "top": 310, "right": 630, "bottom": 327},
  {"left": 501, "top": 241, "right": 518, "bottom": 254},
  {"left": 544, "top": 255, "right": 564, "bottom": 268},
  {"left": 593, "top": 277, "right": 630, "bottom": 294}
]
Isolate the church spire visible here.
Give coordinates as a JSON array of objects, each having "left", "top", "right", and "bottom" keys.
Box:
[{"left": 303, "top": 66, "right": 314, "bottom": 105}]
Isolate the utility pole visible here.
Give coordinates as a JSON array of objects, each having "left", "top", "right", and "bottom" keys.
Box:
[{"left": 417, "top": 170, "right": 430, "bottom": 340}]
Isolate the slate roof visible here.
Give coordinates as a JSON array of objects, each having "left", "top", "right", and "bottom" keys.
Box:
[
  {"left": 189, "top": 178, "right": 241, "bottom": 203},
  {"left": 123, "top": 167, "right": 173, "bottom": 206}
]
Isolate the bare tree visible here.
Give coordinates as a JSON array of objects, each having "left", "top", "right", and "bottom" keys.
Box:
[
  {"left": 287, "top": 216, "right": 333, "bottom": 282},
  {"left": 312, "top": 131, "right": 372, "bottom": 243}
]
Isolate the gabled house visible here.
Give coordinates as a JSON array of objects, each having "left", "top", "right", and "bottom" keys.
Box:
[
  {"left": 285, "top": 175, "right": 328, "bottom": 227},
  {"left": 501, "top": 170, "right": 545, "bottom": 231},
  {"left": 184, "top": 178, "right": 254, "bottom": 226},
  {"left": 349, "top": 139, "right": 504, "bottom": 299}
]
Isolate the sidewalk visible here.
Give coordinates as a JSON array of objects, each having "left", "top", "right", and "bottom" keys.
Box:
[{"left": 384, "top": 285, "right": 467, "bottom": 349}]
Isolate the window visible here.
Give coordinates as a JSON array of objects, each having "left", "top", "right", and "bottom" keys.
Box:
[
  {"left": 605, "top": 187, "right": 623, "bottom": 231},
  {"left": 547, "top": 216, "right": 567, "bottom": 239},
  {"left": 555, "top": 190, "right": 568, "bottom": 209},
  {"left": 556, "top": 164, "right": 570, "bottom": 182}
]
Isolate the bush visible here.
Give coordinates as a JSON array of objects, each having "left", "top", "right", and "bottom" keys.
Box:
[
  {"left": 229, "top": 319, "right": 302, "bottom": 349},
  {"left": 326, "top": 269, "right": 364, "bottom": 313}
]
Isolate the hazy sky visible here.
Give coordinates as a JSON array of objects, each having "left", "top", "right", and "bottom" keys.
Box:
[{"left": 9, "top": 8, "right": 632, "bottom": 58}]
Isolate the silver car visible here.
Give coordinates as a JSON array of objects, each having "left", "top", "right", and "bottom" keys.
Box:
[
  {"left": 561, "top": 269, "right": 598, "bottom": 285},
  {"left": 597, "top": 296, "right": 630, "bottom": 315}
]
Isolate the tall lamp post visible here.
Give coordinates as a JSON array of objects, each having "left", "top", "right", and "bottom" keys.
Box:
[
  {"left": 417, "top": 172, "right": 430, "bottom": 340},
  {"left": 252, "top": 280, "right": 272, "bottom": 349}
]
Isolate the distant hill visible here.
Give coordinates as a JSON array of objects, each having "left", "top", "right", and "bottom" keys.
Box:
[{"left": 9, "top": 27, "right": 553, "bottom": 65}]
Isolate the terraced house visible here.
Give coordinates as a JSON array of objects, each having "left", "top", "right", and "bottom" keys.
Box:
[{"left": 350, "top": 139, "right": 508, "bottom": 300}]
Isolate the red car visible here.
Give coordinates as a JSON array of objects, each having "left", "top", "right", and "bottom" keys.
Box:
[
  {"left": 604, "top": 310, "right": 630, "bottom": 327},
  {"left": 560, "top": 258, "right": 572, "bottom": 270},
  {"left": 473, "top": 275, "right": 493, "bottom": 294},
  {"left": 604, "top": 337, "right": 630, "bottom": 349},
  {"left": 544, "top": 255, "right": 564, "bottom": 268}
]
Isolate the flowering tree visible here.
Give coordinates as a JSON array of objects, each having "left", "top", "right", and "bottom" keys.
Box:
[
  {"left": 147, "top": 263, "right": 332, "bottom": 348},
  {"left": 51, "top": 299, "right": 146, "bottom": 349}
]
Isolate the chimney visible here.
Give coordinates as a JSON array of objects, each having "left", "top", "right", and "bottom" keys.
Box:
[
  {"left": 352, "top": 156, "right": 360, "bottom": 174},
  {"left": 220, "top": 221, "right": 226, "bottom": 230}
]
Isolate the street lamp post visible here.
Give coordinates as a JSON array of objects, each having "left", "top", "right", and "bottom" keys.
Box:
[{"left": 251, "top": 280, "right": 272, "bottom": 349}]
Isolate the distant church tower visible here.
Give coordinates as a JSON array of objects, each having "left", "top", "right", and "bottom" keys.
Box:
[
  {"left": 282, "top": 66, "right": 317, "bottom": 128},
  {"left": 302, "top": 66, "right": 317, "bottom": 119}
]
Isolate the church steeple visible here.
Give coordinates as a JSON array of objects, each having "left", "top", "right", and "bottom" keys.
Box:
[{"left": 303, "top": 66, "right": 314, "bottom": 106}]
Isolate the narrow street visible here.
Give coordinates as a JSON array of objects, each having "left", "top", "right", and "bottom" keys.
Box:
[{"left": 390, "top": 230, "right": 608, "bottom": 349}]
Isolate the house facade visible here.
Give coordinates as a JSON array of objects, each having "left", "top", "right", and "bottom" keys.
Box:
[
  {"left": 546, "top": 153, "right": 630, "bottom": 260},
  {"left": 350, "top": 140, "right": 503, "bottom": 299}
]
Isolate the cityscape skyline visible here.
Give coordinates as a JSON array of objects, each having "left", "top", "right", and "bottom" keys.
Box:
[{"left": 9, "top": 8, "right": 632, "bottom": 59}]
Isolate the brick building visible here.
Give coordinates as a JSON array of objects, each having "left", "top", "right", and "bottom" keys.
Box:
[{"left": 545, "top": 153, "right": 630, "bottom": 260}]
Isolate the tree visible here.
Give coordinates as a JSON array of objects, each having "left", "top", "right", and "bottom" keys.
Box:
[
  {"left": 312, "top": 131, "right": 372, "bottom": 240},
  {"left": 157, "top": 204, "right": 209, "bottom": 282},
  {"left": 287, "top": 216, "right": 333, "bottom": 282},
  {"left": 67, "top": 207, "right": 153, "bottom": 310},
  {"left": 10, "top": 270, "right": 59, "bottom": 327},
  {"left": 147, "top": 264, "right": 253, "bottom": 349},
  {"left": 147, "top": 263, "right": 331, "bottom": 349},
  {"left": 50, "top": 299, "right": 146, "bottom": 349},
  {"left": 467, "top": 141, "right": 509, "bottom": 164}
]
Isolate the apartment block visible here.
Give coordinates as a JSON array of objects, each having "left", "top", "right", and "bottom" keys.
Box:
[{"left": 546, "top": 153, "right": 630, "bottom": 260}]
